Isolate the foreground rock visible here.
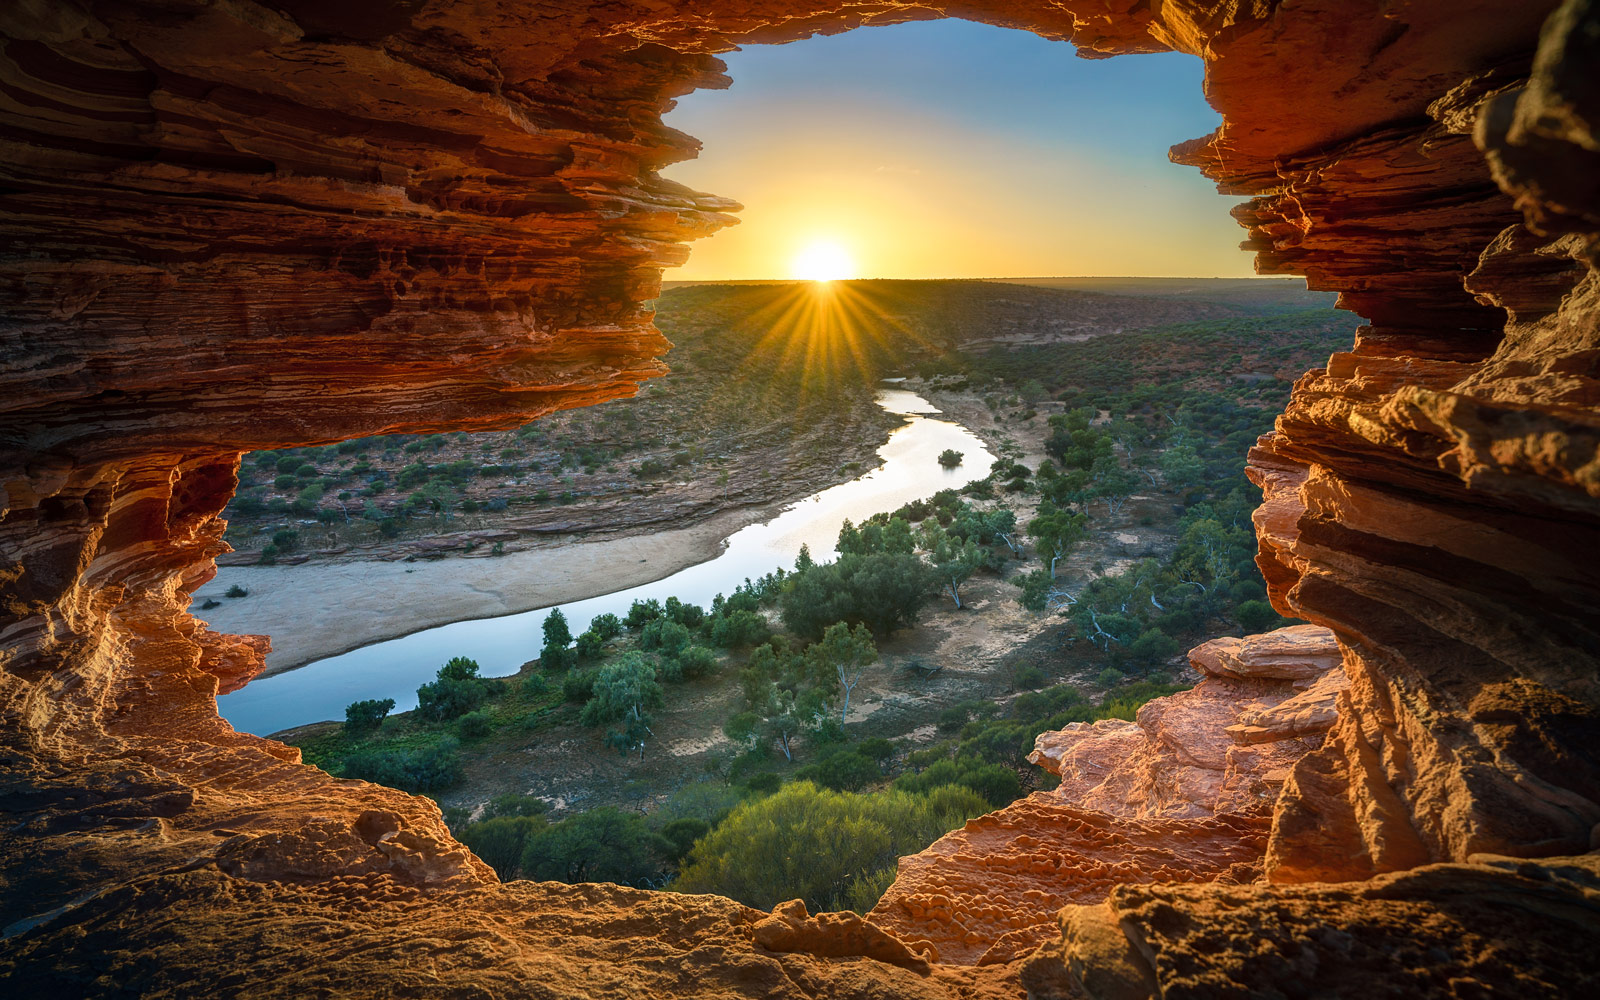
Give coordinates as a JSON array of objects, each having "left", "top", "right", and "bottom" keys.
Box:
[
  {"left": 869, "top": 626, "right": 1338, "bottom": 967},
  {"left": 1029, "top": 625, "right": 1346, "bottom": 819},
  {"left": 5, "top": 0, "right": 1600, "bottom": 996}
]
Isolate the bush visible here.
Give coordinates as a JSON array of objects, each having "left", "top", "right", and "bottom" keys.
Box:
[
  {"left": 1128, "top": 629, "right": 1181, "bottom": 667},
  {"left": 562, "top": 668, "right": 599, "bottom": 704},
  {"left": 272, "top": 529, "right": 299, "bottom": 552},
  {"left": 340, "top": 738, "right": 462, "bottom": 792},
  {"left": 457, "top": 710, "right": 493, "bottom": 740},
  {"left": 626, "top": 599, "right": 664, "bottom": 628},
  {"left": 484, "top": 793, "right": 550, "bottom": 820},
  {"left": 660, "top": 817, "right": 711, "bottom": 863},
  {"left": 709, "top": 609, "right": 770, "bottom": 649},
  {"left": 937, "top": 706, "right": 969, "bottom": 732},
  {"left": 665, "top": 596, "right": 705, "bottom": 628},
  {"left": 589, "top": 613, "right": 624, "bottom": 640},
  {"left": 672, "top": 781, "right": 989, "bottom": 913},
  {"left": 258, "top": 544, "right": 279, "bottom": 564},
  {"left": 742, "top": 772, "right": 782, "bottom": 795},
  {"left": 439, "top": 656, "right": 482, "bottom": 681},
  {"left": 461, "top": 815, "right": 545, "bottom": 881},
  {"left": 663, "top": 645, "right": 718, "bottom": 683},
  {"left": 343, "top": 697, "right": 395, "bottom": 733},
  {"left": 1014, "top": 664, "right": 1046, "bottom": 689},
  {"left": 274, "top": 474, "right": 297, "bottom": 490},
  {"left": 1235, "top": 600, "right": 1279, "bottom": 632},
  {"left": 416, "top": 676, "right": 486, "bottom": 722},
  {"left": 224, "top": 584, "right": 249, "bottom": 599},
  {"left": 523, "top": 673, "right": 550, "bottom": 696},
  {"left": 795, "top": 749, "right": 881, "bottom": 792},
  {"left": 938, "top": 449, "right": 963, "bottom": 468},
  {"left": 574, "top": 629, "right": 606, "bottom": 659},
  {"left": 521, "top": 807, "right": 673, "bottom": 885},
  {"left": 639, "top": 618, "right": 692, "bottom": 656}
]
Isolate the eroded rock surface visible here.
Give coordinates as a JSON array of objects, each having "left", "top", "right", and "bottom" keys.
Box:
[
  {"left": 1030, "top": 626, "right": 1346, "bottom": 819},
  {"left": 4, "top": 0, "right": 1599, "bottom": 996}
]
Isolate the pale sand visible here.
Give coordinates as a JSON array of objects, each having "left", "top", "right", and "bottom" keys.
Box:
[{"left": 192, "top": 509, "right": 763, "bottom": 676}]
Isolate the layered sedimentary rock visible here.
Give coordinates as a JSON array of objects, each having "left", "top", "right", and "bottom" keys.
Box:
[
  {"left": 1030, "top": 625, "right": 1345, "bottom": 819},
  {"left": 3, "top": 0, "right": 1599, "bottom": 997},
  {"left": 871, "top": 627, "right": 1340, "bottom": 967}
]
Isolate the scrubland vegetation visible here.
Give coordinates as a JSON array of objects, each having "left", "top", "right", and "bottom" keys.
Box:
[{"left": 281, "top": 279, "right": 1350, "bottom": 913}]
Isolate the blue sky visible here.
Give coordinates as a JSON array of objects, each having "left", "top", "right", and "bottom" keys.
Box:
[{"left": 662, "top": 19, "right": 1255, "bottom": 279}]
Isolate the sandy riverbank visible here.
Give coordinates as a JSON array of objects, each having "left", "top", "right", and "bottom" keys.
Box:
[{"left": 194, "top": 507, "right": 767, "bottom": 676}]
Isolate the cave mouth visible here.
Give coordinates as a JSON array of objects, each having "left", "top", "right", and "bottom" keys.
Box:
[{"left": 3, "top": 0, "right": 1599, "bottom": 994}]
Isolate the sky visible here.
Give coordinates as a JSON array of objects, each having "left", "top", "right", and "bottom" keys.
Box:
[{"left": 661, "top": 19, "right": 1255, "bottom": 281}]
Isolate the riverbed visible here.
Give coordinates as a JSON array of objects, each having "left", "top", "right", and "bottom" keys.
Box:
[{"left": 217, "top": 388, "right": 993, "bottom": 735}]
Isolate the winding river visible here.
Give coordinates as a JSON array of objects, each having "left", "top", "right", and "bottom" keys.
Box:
[{"left": 218, "top": 388, "right": 993, "bottom": 735}]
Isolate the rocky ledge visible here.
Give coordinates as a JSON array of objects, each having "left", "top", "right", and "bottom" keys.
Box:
[{"left": 3, "top": 0, "right": 1599, "bottom": 997}]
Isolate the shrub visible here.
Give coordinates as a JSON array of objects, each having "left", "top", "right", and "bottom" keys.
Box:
[
  {"left": 1014, "top": 664, "right": 1046, "bottom": 689},
  {"left": 574, "top": 630, "right": 606, "bottom": 660},
  {"left": 660, "top": 818, "right": 711, "bottom": 863},
  {"left": 272, "top": 529, "right": 299, "bottom": 551},
  {"left": 795, "top": 749, "right": 881, "bottom": 792},
  {"left": 639, "top": 618, "right": 692, "bottom": 656},
  {"left": 457, "top": 710, "right": 493, "bottom": 740},
  {"left": 709, "top": 610, "right": 770, "bottom": 649},
  {"left": 589, "top": 613, "right": 624, "bottom": 640},
  {"left": 665, "top": 596, "right": 705, "bottom": 628},
  {"left": 258, "top": 544, "right": 279, "bottom": 564},
  {"left": 520, "top": 807, "right": 673, "bottom": 885},
  {"left": 625, "top": 599, "right": 664, "bottom": 628},
  {"left": 937, "top": 706, "right": 969, "bottom": 732},
  {"left": 1128, "top": 629, "right": 1181, "bottom": 667},
  {"left": 938, "top": 449, "right": 963, "bottom": 468},
  {"left": 273, "top": 474, "right": 297, "bottom": 490},
  {"left": 461, "top": 815, "right": 545, "bottom": 880},
  {"left": 439, "top": 656, "right": 482, "bottom": 681},
  {"left": 522, "top": 673, "right": 550, "bottom": 696},
  {"left": 344, "top": 697, "right": 395, "bottom": 733},
  {"left": 672, "top": 781, "right": 989, "bottom": 913},
  {"left": 1235, "top": 600, "right": 1279, "bottom": 632},
  {"left": 662, "top": 645, "right": 717, "bottom": 683},
  {"left": 199, "top": 598, "right": 220, "bottom": 610},
  {"left": 562, "top": 667, "right": 599, "bottom": 704},
  {"left": 416, "top": 676, "right": 486, "bottom": 722},
  {"left": 224, "top": 584, "right": 249, "bottom": 599},
  {"left": 295, "top": 462, "right": 318, "bottom": 478},
  {"left": 340, "top": 737, "right": 462, "bottom": 792},
  {"left": 742, "top": 772, "right": 782, "bottom": 795},
  {"left": 484, "top": 793, "right": 550, "bottom": 820}
]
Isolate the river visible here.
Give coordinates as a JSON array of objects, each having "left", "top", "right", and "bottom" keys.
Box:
[{"left": 218, "top": 387, "right": 994, "bottom": 735}]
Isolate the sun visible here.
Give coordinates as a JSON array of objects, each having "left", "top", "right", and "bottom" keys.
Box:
[{"left": 791, "top": 240, "right": 857, "bottom": 283}]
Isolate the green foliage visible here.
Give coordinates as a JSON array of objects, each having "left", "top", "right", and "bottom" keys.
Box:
[
  {"left": 343, "top": 697, "right": 394, "bottom": 733},
  {"left": 416, "top": 676, "right": 486, "bottom": 722},
  {"left": 672, "top": 781, "right": 990, "bottom": 913},
  {"left": 340, "top": 737, "right": 462, "bottom": 792},
  {"left": 521, "top": 807, "right": 673, "bottom": 885},
  {"left": 709, "top": 609, "right": 771, "bottom": 649},
  {"left": 588, "top": 613, "right": 624, "bottom": 640},
  {"left": 462, "top": 815, "right": 546, "bottom": 880},
  {"left": 439, "top": 656, "right": 481, "bottom": 681},
  {"left": 626, "top": 599, "right": 664, "bottom": 628},
  {"left": 780, "top": 551, "right": 935, "bottom": 639},
  {"left": 483, "top": 793, "right": 550, "bottom": 820},
  {"left": 574, "top": 629, "right": 606, "bottom": 660},
  {"left": 580, "top": 653, "right": 665, "bottom": 756},
  {"left": 794, "top": 746, "right": 882, "bottom": 792},
  {"left": 892, "top": 758, "right": 1019, "bottom": 807},
  {"left": 937, "top": 449, "right": 963, "bottom": 468},
  {"left": 522, "top": 672, "right": 550, "bottom": 696},
  {"left": 224, "top": 584, "right": 249, "bottom": 599},
  {"left": 457, "top": 710, "right": 493, "bottom": 740},
  {"left": 272, "top": 529, "right": 299, "bottom": 551},
  {"left": 1235, "top": 599, "right": 1279, "bottom": 632},
  {"left": 562, "top": 667, "right": 599, "bottom": 704},
  {"left": 639, "top": 618, "right": 692, "bottom": 656},
  {"left": 662, "top": 645, "right": 718, "bottom": 683}
]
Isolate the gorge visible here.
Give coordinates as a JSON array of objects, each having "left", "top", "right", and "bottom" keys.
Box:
[{"left": 3, "top": 1, "right": 1599, "bottom": 998}]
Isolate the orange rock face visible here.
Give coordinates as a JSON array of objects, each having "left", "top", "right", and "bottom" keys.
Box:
[
  {"left": 1030, "top": 626, "right": 1346, "bottom": 820},
  {"left": 3, "top": 0, "right": 1599, "bottom": 997},
  {"left": 872, "top": 627, "right": 1339, "bottom": 967}
]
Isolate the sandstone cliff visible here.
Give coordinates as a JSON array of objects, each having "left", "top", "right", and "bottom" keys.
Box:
[{"left": 3, "top": 0, "right": 1599, "bottom": 997}]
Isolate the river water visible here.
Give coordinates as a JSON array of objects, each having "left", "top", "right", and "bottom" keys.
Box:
[{"left": 218, "top": 388, "right": 994, "bottom": 735}]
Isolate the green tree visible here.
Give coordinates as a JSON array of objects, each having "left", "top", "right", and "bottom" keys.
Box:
[
  {"left": 808, "top": 621, "right": 877, "bottom": 722},
  {"left": 922, "top": 525, "right": 985, "bottom": 609},
  {"left": 461, "top": 815, "right": 545, "bottom": 880},
  {"left": 344, "top": 697, "right": 394, "bottom": 733},
  {"left": 672, "top": 781, "right": 988, "bottom": 913},
  {"left": 520, "top": 807, "right": 672, "bottom": 885},
  {"left": 580, "top": 653, "right": 665, "bottom": 758},
  {"left": 1028, "top": 508, "right": 1088, "bottom": 578}
]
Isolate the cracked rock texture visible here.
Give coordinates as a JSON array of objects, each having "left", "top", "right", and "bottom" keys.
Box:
[{"left": 3, "top": 0, "right": 1599, "bottom": 997}]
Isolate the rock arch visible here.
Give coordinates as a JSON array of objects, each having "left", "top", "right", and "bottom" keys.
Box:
[{"left": 2, "top": 1, "right": 1597, "bottom": 995}]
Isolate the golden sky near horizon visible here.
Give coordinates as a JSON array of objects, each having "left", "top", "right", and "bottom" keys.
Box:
[{"left": 662, "top": 22, "right": 1256, "bottom": 282}]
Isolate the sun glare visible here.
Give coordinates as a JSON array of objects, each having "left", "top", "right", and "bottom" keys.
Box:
[{"left": 792, "top": 241, "right": 857, "bottom": 282}]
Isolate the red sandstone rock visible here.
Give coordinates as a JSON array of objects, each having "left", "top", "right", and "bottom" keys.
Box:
[
  {"left": 4, "top": 0, "right": 1600, "bottom": 996},
  {"left": 1029, "top": 627, "right": 1343, "bottom": 819}
]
